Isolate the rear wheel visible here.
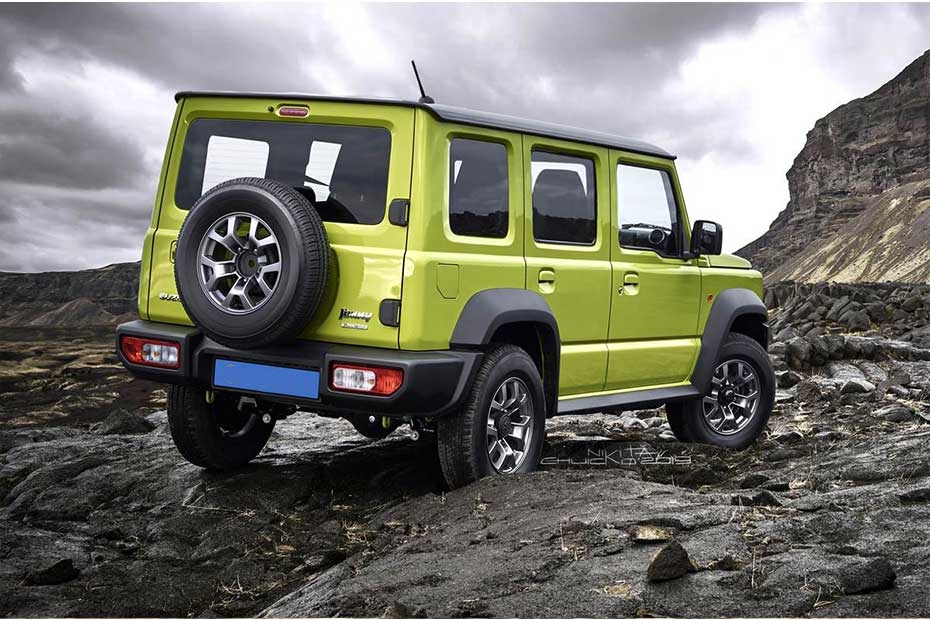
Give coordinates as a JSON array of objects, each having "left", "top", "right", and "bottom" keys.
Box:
[
  {"left": 167, "top": 385, "right": 275, "bottom": 470},
  {"left": 665, "top": 333, "right": 774, "bottom": 449},
  {"left": 437, "top": 345, "right": 546, "bottom": 489}
]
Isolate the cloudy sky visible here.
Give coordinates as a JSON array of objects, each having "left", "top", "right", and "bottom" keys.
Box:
[{"left": 1, "top": 2, "right": 929, "bottom": 272}]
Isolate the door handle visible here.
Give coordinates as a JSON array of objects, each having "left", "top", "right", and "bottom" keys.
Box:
[
  {"left": 620, "top": 272, "right": 640, "bottom": 296},
  {"left": 538, "top": 268, "right": 556, "bottom": 293}
]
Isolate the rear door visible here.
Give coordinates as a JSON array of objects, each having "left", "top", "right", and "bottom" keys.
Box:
[
  {"left": 522, "top": 137, "right": 612, "bottom": 397},
  {"left": 146, "top": 96, "right": 414, "bottom": 349}
]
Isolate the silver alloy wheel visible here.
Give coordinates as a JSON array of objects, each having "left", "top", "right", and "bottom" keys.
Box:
[
  {"left": 197, "top": 212, "right": 282, "bottom": 314},
  {"left": 703, "top": 359, "right": 760, "bottom": 436},
  {"left": 486, "top": 377, "right": 535, "bottom": 474}
]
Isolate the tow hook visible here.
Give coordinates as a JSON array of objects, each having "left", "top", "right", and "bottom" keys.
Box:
[{"left": 261, "top": 413, "right": 273, "bottom": 424}]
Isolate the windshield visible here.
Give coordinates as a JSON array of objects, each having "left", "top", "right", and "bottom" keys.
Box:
[{"left": 174, "top": 119, "right": 392, "bottom": 225}]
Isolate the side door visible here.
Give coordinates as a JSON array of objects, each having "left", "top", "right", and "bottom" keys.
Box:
[
  {"left": 605, "top": 152, "right": 702, "bottom": 391},
  {"left": 522, "top": 137, "right": 612, "bottom": 396}
]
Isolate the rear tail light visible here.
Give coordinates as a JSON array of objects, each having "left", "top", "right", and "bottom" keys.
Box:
[
  {"left": 330, "top": 363, "right": 403, "bottom": 396},
  {"left": 120, "top": 336, "right": 181, "bottom": 369}
]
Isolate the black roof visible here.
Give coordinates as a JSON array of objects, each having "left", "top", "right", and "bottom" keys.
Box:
[{"left": 175, "top": 91, "right": 674, "bottom": 159}]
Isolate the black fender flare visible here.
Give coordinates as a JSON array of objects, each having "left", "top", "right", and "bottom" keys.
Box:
[
  {"left": 691, "top": 288, "right": 768, "bottom": 394},
  {"left": 450, "top": 289, "right": 560, "bottom": 416}
]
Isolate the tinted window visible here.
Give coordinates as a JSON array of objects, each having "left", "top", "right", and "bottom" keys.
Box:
[
  {"left": 531, "top": 150, "right": 596, "bottom": 245},
  {"left": 176, "top": 119, "right": 391, "bottom": 225},
  {"left": 449, "top": 139, "right": 508, "bottom": 238},
  {"left": 617, "top": 164, "right": 680, "bottom": 256}
]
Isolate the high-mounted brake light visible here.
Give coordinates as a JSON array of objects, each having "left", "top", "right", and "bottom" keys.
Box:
[
  {"left": 330, "top": 363, "right": 403, "bottom": 396},
  {"left": 120, "top": 336, "right": 181, "bottom": 369},
  {"left": 277, "top": 105, "right": 309, "bottom": 118}
]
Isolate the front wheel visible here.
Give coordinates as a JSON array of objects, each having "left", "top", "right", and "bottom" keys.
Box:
[
  {"left": 666, "top": 333, "right": 774, "bottom": 449},
  {"left": 167, "top": 385, "right": 276, "bottom": 470},
  {"left": 437, "top": 345, "right": 546, "bottom": 489}
]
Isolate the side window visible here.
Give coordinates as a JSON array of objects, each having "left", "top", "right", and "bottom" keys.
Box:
[
  {"left": 531, "top": 150, "right": 596, "bottom": 245},
  {"left": 449, "top": 138, "right": 509, "bottom": 238},
  {"left": 617, "top": 164, "right": 680, "bottom": 256}
]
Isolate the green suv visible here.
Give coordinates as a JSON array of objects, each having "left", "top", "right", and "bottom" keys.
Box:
[{"left": 117, "top": 92, "right": 774, "bottom": 488}]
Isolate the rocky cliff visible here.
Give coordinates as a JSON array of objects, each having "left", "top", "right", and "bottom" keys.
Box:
[
  {"left": 738, "top": 50, "right": 930, "bottom": 282},
  {"left": 0, "top": 262, "right": 139, "bottom": 327}
]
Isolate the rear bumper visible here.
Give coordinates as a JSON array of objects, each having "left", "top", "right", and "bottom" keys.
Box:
[{"left": 116, "top": 320, "right": 481, "bottom": 417}]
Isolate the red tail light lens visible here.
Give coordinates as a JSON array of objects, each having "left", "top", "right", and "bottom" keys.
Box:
[
  {"left": 330, "top": 363, "right": 403, "bottom": 396},
  {"left": 278, "top": 105, "right": 309, "bottom": 117},
  {"left": 120, "top": 336, "right": 181, "bottom": 369}
]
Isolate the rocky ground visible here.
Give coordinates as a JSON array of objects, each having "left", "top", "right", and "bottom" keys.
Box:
[{"left": 4, "top": 283, "right": 930, "bottom": 617}]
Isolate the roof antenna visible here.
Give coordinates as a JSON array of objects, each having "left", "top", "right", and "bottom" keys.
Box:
[{"left": 411, "top": 60, "right": 435, "bottom": 104}]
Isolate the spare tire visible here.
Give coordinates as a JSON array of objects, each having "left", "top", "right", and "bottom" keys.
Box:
[{"left": 174, "top": 177, "right": 329, "bottom": 349}]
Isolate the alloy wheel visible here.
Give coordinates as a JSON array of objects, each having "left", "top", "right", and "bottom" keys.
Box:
[
  {"left": 702, "top": 359, "right": 760, "bottom": 436},
  {"left": 486, "top": 377, "right": 535, "bottom": 473},
  {"left": 197, "top": 212, "right": 282, "bottom": 314}
]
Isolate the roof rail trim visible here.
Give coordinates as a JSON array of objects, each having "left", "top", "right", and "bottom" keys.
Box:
[{"left": 173, "top": 91, "right": 676, "bottom": 159}]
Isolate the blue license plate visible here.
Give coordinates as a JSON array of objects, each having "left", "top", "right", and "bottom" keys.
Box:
[{"left": 213, "top": 359, "right": 320, "bottom": 400}]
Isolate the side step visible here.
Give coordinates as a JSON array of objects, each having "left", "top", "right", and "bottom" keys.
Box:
[{"left": 556, "top": 385, "right": 699, "bottom": 416}]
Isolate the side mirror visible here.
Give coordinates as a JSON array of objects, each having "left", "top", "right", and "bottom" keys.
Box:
[{"left": 690, "top": 220, "right": 723, "bottom": 256}]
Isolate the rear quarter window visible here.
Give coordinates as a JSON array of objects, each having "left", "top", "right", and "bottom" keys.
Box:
[{"left": 175, "top": 119, "right": 392, "bottom": 225}]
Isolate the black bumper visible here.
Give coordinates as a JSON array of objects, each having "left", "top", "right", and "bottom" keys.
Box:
[{"left": 116, "top": 320, "right": 481, "bottom": 417}]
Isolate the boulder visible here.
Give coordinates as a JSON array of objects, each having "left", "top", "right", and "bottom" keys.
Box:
[
  {"left": 840, "top": 558, "right": 896, "bottom": 594},
  {"left": 875, "top": 404, "right": 915, "bottom": 423},
  {"left": 840, "top": 378, "right": 876, "bottom": 395},
  {"left": 786, "top": 337, "right": 812, "bottom": 369},
  {"left": 93, "top": 409, "right": 157, "bottom": 435},
  {"left": 646, "top": 541, "right": 695, "bottom": 582},
  {"left": 23, "top": 559, "right": 80, "bottom": 586},
  {"left": 774, "top": 326, "right": 799, "bottom": 342},
  {"left": 776, "top": 370, "right": 802, "bottom": 388},
  {"left": 843, "top": 310, "right": 872, "bottom": 332}
]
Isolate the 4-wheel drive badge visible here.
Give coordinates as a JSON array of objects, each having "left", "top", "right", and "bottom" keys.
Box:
[
  {"left": 339, "top": 307, "right": 372, "bottom": 330},
  {"left": 159, "top": 292, "right": 181, "bottom": 302}
]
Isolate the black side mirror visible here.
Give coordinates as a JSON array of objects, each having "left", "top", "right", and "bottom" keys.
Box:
[{"left": 689, "top": 220, "right": 723, "bottom": 256}]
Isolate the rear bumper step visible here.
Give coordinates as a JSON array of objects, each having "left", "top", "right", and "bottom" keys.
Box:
[{"left": 116, "top": 319, "right": 481, "bottom": 417}]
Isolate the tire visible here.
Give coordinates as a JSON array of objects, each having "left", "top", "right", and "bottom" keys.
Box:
[
  {"left": 347, "top": 414, "right": 400, "bottom": 440},
  {"left": 666, "top": 332, "right": 775, "bottom": 449},
  {"left": 174, "top": 177, "right": 329, "bottom": 349},
  {"left": 167, "top": 385, "right": 276, "bottom": 470},
  {"left": 664, "top": 405, "right": 695, "bottom": 442},
  {"left": 437, "top": 345, "right": 546, "bottom": 489}
]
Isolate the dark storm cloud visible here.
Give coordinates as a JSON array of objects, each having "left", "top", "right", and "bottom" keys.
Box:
[
  {"left": 0, "top": 182, "right": 151, "bottom": 271},
  {"left": 364, "top": 3, "right": 784, "bottom": 158},
  {"left": 0, "top": 107, "right": 146, "bottom": 189},
  {"left": 3, "top": 2, "right": 912, "bottom": 271},
  {"left": 0, "top": 3, "right": 790, "bottom": 272},
  {"left": 0, "top": 3, "right": 336, "bottom": 92}
]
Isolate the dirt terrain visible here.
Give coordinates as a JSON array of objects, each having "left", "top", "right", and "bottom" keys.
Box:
[{"left": 4, "top": 284, "right": 930, "bottom": 617}]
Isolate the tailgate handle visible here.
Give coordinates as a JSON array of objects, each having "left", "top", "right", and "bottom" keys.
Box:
[{"left": 388, "top": 199, "right": 409, "bottom": 227}]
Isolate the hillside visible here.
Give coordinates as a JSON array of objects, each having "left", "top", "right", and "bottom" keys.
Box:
[
  {"left": 737, "top": 50, "right": 930, "bottom": 282},
  {"left": 0, "top": 262, "right": 139, "bottom": 327}
]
